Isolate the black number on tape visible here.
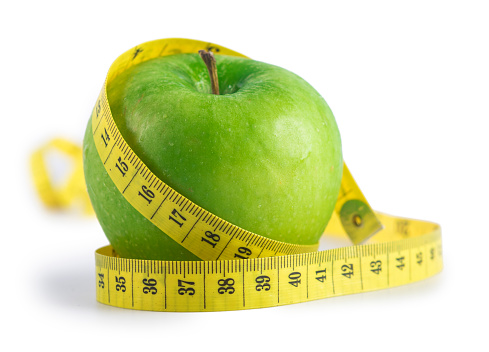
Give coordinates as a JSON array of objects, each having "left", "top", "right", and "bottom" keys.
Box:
[
  {"left": 370, "top": 260, "right": 382, "bottom": 275},
  {"left": 115, "top": 157, "right": 128, "bottom": 177},
  {"left": 315, "top": 269, "right": 326, "bottom": 283},
  {"left": 255, "top": 275, "right": 271, "bottom": 291},
  {"left": 115, "top": 276, "right": 126, "bottom": 292},
  {"left": 138, "top": 185, "right": 155, "bottom": 204},
  {"left": 101, "top": 128, "right": 110, "bottom": 147},
  {"left": 341, "top": 264, "right": 354, "bottom": 279},
  {"left": 218, "top": 278, "right": 235, "bottom": 294},
  {"left": 98, "top": 273, "right": 105, "bottom": 288},
  {"left": 178, "top": 279, "right": 195, "bottom": 295},
  {"left": 288, "top": 272, "right": 302, "bottom": 287},
  {"left": 143, "top": 278, "right": 157, "bottom": 295},
  {"left": 201, "top": 231, "right": 220, "bottom": 248},
  {"left": 234, "top": 247, "right": 252, "bottom": 259},
  {"left": 95, "top": 100, "right": 101, "bottom": 118},
  {"left": 396, "top": 256, "right": 405, "bottom": 270},
  {"left": 417, "top": 252, "right": 423, "bottom": 265},
  {"left": 169, "top": 208, "right": 186, "bottom": 227}
]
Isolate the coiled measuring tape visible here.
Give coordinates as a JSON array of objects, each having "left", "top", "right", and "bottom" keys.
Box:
[{"left": 38, "top": 38, "right": 443, "bottom": 312}]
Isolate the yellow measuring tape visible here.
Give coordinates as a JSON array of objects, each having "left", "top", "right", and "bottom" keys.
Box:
[
  {"left": 30, "top": 138, "right": 93, "bottom": 215},
  {"left": 33, "top": 38, "right": 443, "bottom": 312}
]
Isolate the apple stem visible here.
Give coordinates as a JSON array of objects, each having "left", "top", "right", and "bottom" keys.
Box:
[{"left": 199, "top": 50, "right": 220, "bottom": 95}]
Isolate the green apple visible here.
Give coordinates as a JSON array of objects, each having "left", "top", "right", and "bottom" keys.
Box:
[{"left": 83, "top": 52, "right": 342, "bottom": 261}]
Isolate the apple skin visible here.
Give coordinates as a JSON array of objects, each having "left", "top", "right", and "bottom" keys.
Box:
[{"left": 83, "top": 53, "right": 342, "bottom": 261}]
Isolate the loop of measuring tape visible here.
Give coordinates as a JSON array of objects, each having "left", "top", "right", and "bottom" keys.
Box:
[
  {"left": 30, "top": 138, "right": 94, "bottom": 215},
  {"left": 33, "top": 38, "right": 442, "bottom": 312}
]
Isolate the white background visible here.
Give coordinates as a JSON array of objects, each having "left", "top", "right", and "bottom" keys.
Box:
[{"left": 1, "top": 0, "right": 488, "bottom": 351}]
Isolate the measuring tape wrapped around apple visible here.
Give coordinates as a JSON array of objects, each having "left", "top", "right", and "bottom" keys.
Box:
[{"left": 31, "top": 38, "right": 442, "bottom": 312}]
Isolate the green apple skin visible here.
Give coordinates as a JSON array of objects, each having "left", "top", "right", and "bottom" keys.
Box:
[{"left": 83, "top": 53, "right": 342, "bottom": 261}]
